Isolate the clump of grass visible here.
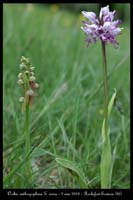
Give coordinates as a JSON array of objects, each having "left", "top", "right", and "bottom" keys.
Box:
[{"left": 3, "top": 4, "right": 130, "bottom": 189}]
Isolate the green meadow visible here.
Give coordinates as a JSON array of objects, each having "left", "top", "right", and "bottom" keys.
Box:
[{"left": 3, "top": 4, "right": 130, "bottom": 188}]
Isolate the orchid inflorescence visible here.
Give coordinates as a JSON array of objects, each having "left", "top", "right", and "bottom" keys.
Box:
[
  {"left": 18, "top": 56, "right": 39, "bottom": 112},
  {"left": 81, "top": 5, "right": 123, "bottom": 48}
]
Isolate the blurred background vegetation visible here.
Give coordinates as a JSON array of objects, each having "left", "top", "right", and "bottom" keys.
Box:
[
  {"left": 41, "top": 3, "right": 130, "bottom": 23},
  {"left": 3, "top": 3, "right": 130, "bottom": 189}
]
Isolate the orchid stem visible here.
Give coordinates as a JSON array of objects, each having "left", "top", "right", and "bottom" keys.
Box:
[
  {"left": 25, "top": 103, "right": 32, "bottom": 186},
  {"left": 101, "top": 41, "right": 112, "bottom": 188},
  {"left": 101, "top": 41, "right": 108, "bottom": 137},
  {"left": 25, "top": 103, "right": 30, "bottom": 155}
]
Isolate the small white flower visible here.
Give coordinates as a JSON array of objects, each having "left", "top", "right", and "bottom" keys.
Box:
[
  {"left": 30, "top": 67, "right": 35, "bottom": 71},
  {"left": 21, "top": 56, "right": 29, "bottom": 63},
  {"left": 25, "top": 71, "right": 29, "bottom": 74},
  {"left": 30, "top": 72, "right": 34, "bottom": 76},
  {"left": 19, "top": 63, "right": 26, "bottom": 70},
  {"left": 29, "top": 76, "right": 36, "bottom": 81},
  {"left": 26, "top": 89, "right": 34, "bottom": 96},
  {"left": 17, "top": 79, "right": 24, "bottom": 85},
  {"left": 25, "top": 58, "right": 30, "bottom": 64},
  {"left": 19, "top": 97, "right": 25, "bottom": 102},
  {"left": 35, "top": 83, "right": 39, "bottom": 88},
  {"left": 18, "top": 73, "right": 23, "bottom": 79},
  {"left": 21, "top": 56, "right": 26, "bottom": 62}
]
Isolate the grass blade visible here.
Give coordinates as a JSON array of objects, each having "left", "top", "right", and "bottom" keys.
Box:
[{"left": 55, "top": 157, "right": 88, "bottom": 188}]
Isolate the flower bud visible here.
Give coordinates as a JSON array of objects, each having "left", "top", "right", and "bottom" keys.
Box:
[
  {"left": 25, "top": 71, "right": 29, "bottom": 75},
  {"left": 18, "top": 73, "right": 23, "bottom": 79},
  {"left": 21, "top": 56, "right": 26, "bottom": 62},
  {"left": 25, "top": 58, "right": 30, "bottom": 64},
  {"left": 19, "top": 63, "right": 26, "bottom": 70},
  {"left": 19, "top": 97, "right": 25, "bottom": 102},
  {"left": 30, "top": 67, "right": 35, "bottom": 71},
  {"left": 35, "top": 83, "right": 39, "bottom": 88},
  {"left": 30, "top": 72, "right": 34, "bottom": 76},
  {"left": 26, "top": 89, "right": 34, "bottom": 96},
  {"left": 21, "top": 56, "right": 29, "bottom": 64},
  {"left": 17, "top": 79, "right": 24, "bottom": 85}
]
